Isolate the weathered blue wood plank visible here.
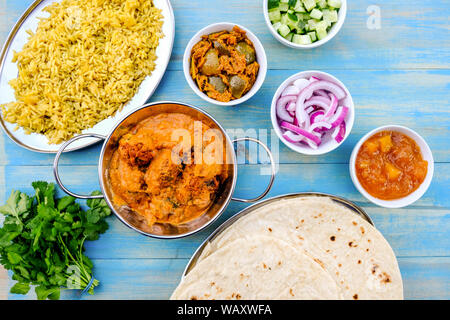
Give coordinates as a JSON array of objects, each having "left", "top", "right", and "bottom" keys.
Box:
[
  {"left": 7, "top": 257, "right": 450, "bottom": 300},
  {"left": 1, "top": 69, "right": 449, "bottom": 166}
]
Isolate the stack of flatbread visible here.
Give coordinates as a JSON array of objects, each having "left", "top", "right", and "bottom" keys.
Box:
[{"left": 171, "top": 196, "right": 403, "bottom": 300}]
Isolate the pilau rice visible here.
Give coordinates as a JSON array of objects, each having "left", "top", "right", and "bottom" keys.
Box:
[{"left": 1, "top": 0, "right": 164, "bottom": 144}]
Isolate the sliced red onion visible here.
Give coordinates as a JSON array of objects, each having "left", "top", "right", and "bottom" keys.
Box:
[
  {"left": 280, "top": 121, "right": 321, "bottom": 145},
  {"left": 293, "top": 78, "right": 310, "bottom": 91},
  {"left": 332, "top": 121, "right": 347, "bottom": 143},
  {"left": 307, "top": 106, "right": 325, "bottom": 114},
  {"left": 329, "top": 106, "right": 349, "bottom": 128},
  {"left": 310, "top": 121, "right": 332, "bottom": 133},
  {"left": 310, "top": 110, "right": 325, "bottom": 124},
  {"left": 306, "top": 141, "right": 319, "bottom": 149},
  {"left": 323, "top": 94, "right": 338, "bottom": 119},
  {"left": 276, "top": 76, "right": 350, "bottom": 150},
  {"left": 276, "top": 95, "right": 296, "bottom": 122},
  {"left": 287, "top": 101, "right": 296, "bottom": 113},
  {"left": 296, "top": 81, "right": 345, "bottom": 125},
  {"left": 282, "top": 85, "right": 301, "bottom": 97},
  {"left": 304, "top": 96, "right": 331, "bottom": 110},
  {"left": 283, "top": 131, "right": 305, "bottom": 143},
  {"left": 314, "top": 89, "right": 329, "bottom": 98}
]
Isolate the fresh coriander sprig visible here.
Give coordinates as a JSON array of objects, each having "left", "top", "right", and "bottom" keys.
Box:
[{"left": 0, "top": 181, "right": 111, "bottom": 300}]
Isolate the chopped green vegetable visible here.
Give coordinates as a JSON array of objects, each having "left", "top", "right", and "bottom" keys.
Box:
[
  {"left": 327, "top": 0, "right": 342, "bottom": 9},
  {"left": 284, "top": 32, "right": 294, "bottom": 42},
  {"left": 308, "top": 31, "right": 317, "bottom": 42},
  {"left": 279, "top": 2, "right": 289, "bottom": 11},
  {"left": 293, "top": 1, "right": 305, "bottom": 12},
  {"left": 267, "top": 0, "right": 341, "bottom": 45},
  {"left": 316, "top": 27, "right": 328, "bottom": 40},
  {"left": 0, "top": 182, "right": 111, "bottom": 300},
  {"left": 268, "top": 9, "right": 281, "bottom": 22},
  {"left": 268, "top": 0, "right": 280, "bottom": 10},
  {"left": 302, "top": 0, "right": 316, "bottom": 12},
  {"left": 310, "top": 8, "right": 323, "bottom": 20},
  {"left": 278, "top": 24, "right": 291, "bottom": 37},
  {"left": 293, "top": 34, "right": 312, "bottom": 45}
]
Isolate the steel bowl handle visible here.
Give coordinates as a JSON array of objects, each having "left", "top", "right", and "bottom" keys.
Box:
[
  {"left": 53, "top": 133, "right": 106, "bottom": 199},
  {"left": 231, "top": 137, "right": 276, "bottom": 203}
]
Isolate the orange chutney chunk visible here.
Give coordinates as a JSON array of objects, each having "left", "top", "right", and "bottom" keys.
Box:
[{"left": 355, "top": 131, "right": 428, "bottom": 200}]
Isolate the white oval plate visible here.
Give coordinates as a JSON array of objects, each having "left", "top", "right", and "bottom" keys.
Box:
[{"left": 0, "top": 0, "right": 175, "bottom": 153}]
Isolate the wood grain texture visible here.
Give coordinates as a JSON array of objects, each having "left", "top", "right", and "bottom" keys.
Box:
[{"left": 0, "top": 0, "right": 449, "bottom": 300}]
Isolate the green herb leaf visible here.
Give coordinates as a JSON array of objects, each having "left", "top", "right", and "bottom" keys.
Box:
[
  {"left": 57, "top": 196, "right": 75, "bottom": 211},
  {"left": 7, "top": 252, "right": 22, "bottom": 264},
  {"left": 10, "top": 282, "right": 31, "bottom": 295},
  {"left": 0, "top": 183, "right": 110, "bottom": 300},
  {"left": 0, "top": 191, "right": 30, "bottom": 221}
]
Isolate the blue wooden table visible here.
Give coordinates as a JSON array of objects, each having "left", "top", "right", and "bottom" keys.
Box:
[{"left": 0, "top": 0, "right": 449, "bottom": 300}]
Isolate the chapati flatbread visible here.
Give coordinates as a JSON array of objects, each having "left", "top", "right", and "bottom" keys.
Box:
[
  {"left": 172, "top": 196, "right": 403, "bottom": 300},
  {"left": 171, "top": 236, "right": 341, "bottom": 300}
]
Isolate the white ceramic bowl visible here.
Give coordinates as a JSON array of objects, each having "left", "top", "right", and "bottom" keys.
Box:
[
  {"left": 271, "top": 70, "right": 355, "bottom": 155},
  {"left": 183, "top": 22, "right": 267, "bottom": 106},
  {"left": 263, "top": 0, "right": 347, "bottom": 49},
  {"left": 349, "top": 125, "right": 434, "bottom": 208}
]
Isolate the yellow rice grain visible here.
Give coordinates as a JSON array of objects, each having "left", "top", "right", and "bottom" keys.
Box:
[{"left": 1, "top": 0, "right": 164, "bottom": 144}]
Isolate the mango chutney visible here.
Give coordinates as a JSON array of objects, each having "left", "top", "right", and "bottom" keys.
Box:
[{"left": 355, "top": 131, "right": 428, "bottom": 200}]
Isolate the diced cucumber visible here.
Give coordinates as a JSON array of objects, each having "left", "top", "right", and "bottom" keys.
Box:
[
  {"left": 268, "top": 0, "right": 280, "bottom": 10},
  {"left": 269, "top": 0, "right": 340, "bottom": 45},
  {"left": 302, "top": 0, "right": 316, "bottom": 12},
  {"left": 268, "top": 10, "right": 281, "bottom": 22},
  {"left": 327, "top": 0, "right": 342, "bottom": 9},
  {"left": 293, "top": 1, "right": 305, "bottom": 12},
  {"left": 315, "top": 20, "right": 328, "bottom": 30},
  {"left": 318, "top": 0, "right": 327, "bottom": 8},
  {"left": 297, "top": 20, "right": 306, "bottom": 32},
  {"left": 316, "top": 27, "right": 328, "bottom": 40},
  {"left": 296, "top": 13, "right": 305, "bottom": 21},
  {"left": 284, "top": 32, "right": 294, "bottom": 42},
  {"left": 293, "top": 34, "right": 312, "bottom": 45},
  {"left": 286, "top": 12, "right": 299, "bottom": 30},
  {"left": 279, "top": 3, "right": 289, "bottom": 11},
  {"left": 306, "top": 19, "right": 319, "bottom": 30},
  {"left": 323, "top": 9, "right": 338, "bottom": 23},
  {"left": 308, "top": 31, "right": 317, "bottom": 42},
  {"left": 310, "top": 9, "right": 323, "bottom": 20},
  {"left": 277, "top": 24, "right": 291, "bottom": 37},
  {"left": 272, "top": 21, "right": 282, "bottom": 31}
]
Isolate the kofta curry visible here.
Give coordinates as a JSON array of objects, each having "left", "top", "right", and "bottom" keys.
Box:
[
  {"left": 190, "top": 26, "right": 259, "bottom": 102},
  {"left": 108, "top": 113, "right": 229, "bottom": 226}
]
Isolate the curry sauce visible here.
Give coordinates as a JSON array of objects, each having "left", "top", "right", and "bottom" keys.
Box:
[
  {"left": 108, "top": 113, "right": 229, "bottom": 226},
  {"left": 355, "top": 131, "right": 428, "bottom": 200}
]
